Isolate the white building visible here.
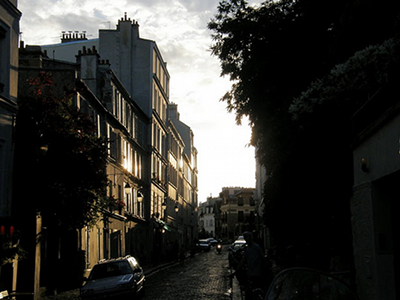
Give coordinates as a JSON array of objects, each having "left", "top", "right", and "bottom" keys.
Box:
[{"left": 198, "top": 198, "right": 216, "bottom": 238}]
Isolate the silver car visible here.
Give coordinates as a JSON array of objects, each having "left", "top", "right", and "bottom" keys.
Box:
[{"left": 80, "top": 255, "right": 145, "bottom": 299}]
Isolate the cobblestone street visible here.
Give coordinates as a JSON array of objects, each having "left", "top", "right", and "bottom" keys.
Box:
[
  {"left": 39, "top": 247, "right": 232, "bottom": 300},
  {"left": 144, "top": 248, "right": 231, "bottom": 300}
]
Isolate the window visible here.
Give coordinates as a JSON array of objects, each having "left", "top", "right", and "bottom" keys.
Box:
[
  {"left": 238, "top": 197, "right": 244, "bottom": 206},
  {"left": 126, "top": 193, "right": 132, "bottom": 214},
  {"left": 0, "top": 24, "right": 8, "bottom": 94},
  {"left": 109, "top": 129, "right": 117, "bottom": 159}
]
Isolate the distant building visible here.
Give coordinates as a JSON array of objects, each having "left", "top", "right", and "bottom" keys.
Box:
[
  {"left": 198, "top": 196, "right": 222, "bottom": 240},
  {"left": 198, "top": 198, "right": 216, "bottom": 238},
  {"left": 219, "top": 187, "right": 256, "bottom": 240}
]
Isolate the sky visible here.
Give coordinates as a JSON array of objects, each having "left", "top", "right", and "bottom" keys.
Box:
[{"left": 18, "top": 0, "right": 262, "bottom": 203}]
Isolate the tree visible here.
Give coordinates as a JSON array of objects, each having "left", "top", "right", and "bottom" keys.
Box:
[
  {"left": 209, "top": 0, "right": 400, "bottom": 267},
  {"left": 13, "top": 71, "right": 110, "bottom": 230}
]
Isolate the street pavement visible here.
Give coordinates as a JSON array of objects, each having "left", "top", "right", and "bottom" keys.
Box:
[
  {"left": 143, "top": 247, "right": 231, "bottom": 300},
  {"left": 40, "top": 246, "right": 242, "bottom": 300}
]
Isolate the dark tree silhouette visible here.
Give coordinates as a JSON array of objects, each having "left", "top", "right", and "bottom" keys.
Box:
[
  {"left": 14, "top": 71, "right": 110, "bottom": 230},
  {"left": 209, "top": 0, "right": 400, "bottom": 268}
]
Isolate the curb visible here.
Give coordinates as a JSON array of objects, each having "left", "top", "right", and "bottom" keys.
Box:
[{"left": 231, "top": 277, "right": 242, "bottom": 300}]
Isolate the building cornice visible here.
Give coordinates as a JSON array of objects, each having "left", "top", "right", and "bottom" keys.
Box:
[{"left": 1, "top": 0, "right": 22, "bottom": 19}]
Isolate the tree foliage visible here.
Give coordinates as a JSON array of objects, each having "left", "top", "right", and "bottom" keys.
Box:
[
  {"left": 14, "top": 71, "right": 110, "bottom": 230},
  {"left": 209, "top": 0, "right": 400, "bottom": 265}
]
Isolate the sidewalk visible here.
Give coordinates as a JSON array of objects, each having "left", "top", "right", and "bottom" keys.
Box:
[{"left": 231, "top": 276, "right": 243, "bottom": 300}]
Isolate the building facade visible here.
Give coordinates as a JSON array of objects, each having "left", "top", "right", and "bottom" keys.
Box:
[
  {"left": 17, "top": 43, "right": 151, "bottom": 295},
  {"left": 220, "top": 187, "right": 256, "bottom": 241},
  {"left": 167, "top": 103, "right": 198, "bottom": 248},
  {"left": 0, "top": 0, "right": 21, "bottom": 293},
  {"left": 351, "top": 82, "right": 399, "bottom": 300},
  {"left": 198, "top": 198, "right": 216, "bottom": 238},
  {"left": 36, "top": 11, "right": 197, "bottom": 271}
]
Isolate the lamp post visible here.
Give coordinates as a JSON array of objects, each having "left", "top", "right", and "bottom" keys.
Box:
[{"left": 137, "top": 190, "right": 143, "bottom": 216}]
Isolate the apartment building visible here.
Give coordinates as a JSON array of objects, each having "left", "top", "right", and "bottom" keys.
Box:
[
  {"left": 40, "top": 13, "right": 197, "bottom": 261},
  {"left": 16, "top": 43, "right": 150, "bottom": 294},
  {"left": 220, "top": 187, "right": 256, "bottom": 240},
  {"left": 198, "top": 198, "right": 218, "bottom": 238},
  {"left": 168, "top": 103, "right": 198, "bottom": 247},
  {"left": 41, "top": 15, "right": 170, "bottom": 222}
]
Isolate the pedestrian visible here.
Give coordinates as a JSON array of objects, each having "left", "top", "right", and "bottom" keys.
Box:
[{"left": 234, "top": 231, "right": 272, "bottom": 300}]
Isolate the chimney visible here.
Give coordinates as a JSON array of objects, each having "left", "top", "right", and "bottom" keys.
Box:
[
  {"left": 77, "top": 45, "right": 100, "bottom": 95},
  {"left": 61, "top": 31, "right": 89, "bottom": 43}
]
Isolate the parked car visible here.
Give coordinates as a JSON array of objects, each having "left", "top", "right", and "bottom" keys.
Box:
[
  {"left": 228, "top": 239, "right": 247, "bottom": 269},
  {"left": 206, "top": 238, "right": 218, "bottom": 246},
  {"left": 80, "top": 255, "right": 145, "bottom": 300},
  {"left": 196, "top": 239, "right": 211, "bottom": 252},
  {"left": 230, "top": 239, "right": 246, "bottom": 250}
]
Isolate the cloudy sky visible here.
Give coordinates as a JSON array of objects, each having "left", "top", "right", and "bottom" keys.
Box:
[{"left": 18, "top": 0, "right": 261, "bottom": 203}]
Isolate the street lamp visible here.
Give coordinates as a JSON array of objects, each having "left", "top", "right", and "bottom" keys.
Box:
[
  {"left": 174, "top": 204, "right": 179, "bottom": 213},
  {"left": 137, "top": 190, "right": 144, "bottom": 203},
  {"left": 124, "top": 182, "right": 131, "bottom": 194}
]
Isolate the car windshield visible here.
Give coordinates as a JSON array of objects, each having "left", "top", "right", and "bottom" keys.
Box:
[
  {"left": 89, "top": 261, "right": 131, "bottom": 280},
  {"left": 233, "top": 242, "right": 246, "bottom": 249}
]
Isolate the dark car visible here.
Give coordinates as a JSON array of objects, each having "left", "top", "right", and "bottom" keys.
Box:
[
  {"left": 196, "top": 239, "right": 211, "bottom": 252},
  {"left": 80, "top": 255, "right": 145, "bottom": 300},
  {"left": 206, "top": 238, "right": 218, "bottom": 246},
  {"left": 228, "top": 240, "right": 246, "bottom": 268}
]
